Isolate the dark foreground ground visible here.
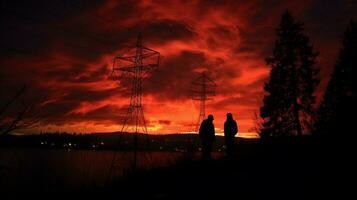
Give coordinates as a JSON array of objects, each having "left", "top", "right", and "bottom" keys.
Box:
[{"left": 3, "top": 137, "right": 355, "bottom": 200}]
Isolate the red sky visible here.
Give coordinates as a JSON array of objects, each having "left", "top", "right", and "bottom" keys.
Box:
[{"left": 1, "top": 0, "right": 356, "bottom": 137}]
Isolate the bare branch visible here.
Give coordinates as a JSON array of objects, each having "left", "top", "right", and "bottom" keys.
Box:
[
  {"left": 0, "top": 85, "right": 26, "bottom": 116},
  {"left": 0, "top": 85, "right": 47, "bottom": 135}
]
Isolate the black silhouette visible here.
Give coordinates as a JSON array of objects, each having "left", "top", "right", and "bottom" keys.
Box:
[
  {"left": 224, "top": 113, "right": 238, "bottom": 157},
  {"left": 315, "top": 20, "right": 357, "bottom": 137},
  {"left": 260, "top": 11, "right": 320, "bottom": 137},
  {"left": 0, "top": 85, "right": 43, "bottom": 135},
  {"left": 199, "top": 114, "right": 215, "bottom": 160},
  {"left": 110, "top": 33, "right": 160, "bottom": 173}
]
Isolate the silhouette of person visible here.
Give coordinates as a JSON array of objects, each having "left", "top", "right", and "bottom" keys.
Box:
[
  {"left": 224, "top": 113, "right": 238, "bottom": 157},
  {"left": 199, "top": 114, "right": 215, "bottom": 160}
]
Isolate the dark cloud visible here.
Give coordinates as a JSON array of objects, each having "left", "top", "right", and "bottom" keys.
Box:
[
  {"left": 138, "top": 19, "right": 197, "bottom": 44},
  {"left": 61, "top": 87, "right": 117, "bottom": 103},
  {"left": 212, "top": 95, "right": 259, "bottom": 109},
  {"left": 74, "top": 65, "right": 110, "bottom": 83},
  {"left": 305, "top": 0, "right": 357, "bottom": 40},
  {"left": 235, "top": 26, "right": 275, "bottom": 59},
  {"left": 145, "top": 50, "right": 209, "bottom": 101},
  {"left": 63, "top": 105, "right": 127, "bottom": 125},
  {"left": 158, "top": 120, "right": 171, "bottom": 125},
  {"left": 0, "top": 0, "right": 105, "bottom": 58}
]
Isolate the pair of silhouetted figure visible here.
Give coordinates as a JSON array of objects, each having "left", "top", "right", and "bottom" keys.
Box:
[{"left": 199, "top": 113, "right": 238, "bottom": 160}]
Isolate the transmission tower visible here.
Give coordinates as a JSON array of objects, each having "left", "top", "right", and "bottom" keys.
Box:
[
  {"left": 109, "top": 33, "right": 160, "bottom": 174},
  {"left": 191, "top": 72, "right": 217, "bottom": 133}
]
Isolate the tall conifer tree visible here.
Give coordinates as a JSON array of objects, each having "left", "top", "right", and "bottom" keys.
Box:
[
  {"left": 260, "top": 11, "right": 319, "bottom": 137},
  {"left": 315, "top": 20, "right": 357, "bottom": 136}
]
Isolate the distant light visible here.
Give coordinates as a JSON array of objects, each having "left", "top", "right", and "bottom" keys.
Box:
[{"left": 100, "top": 142, "right": 104, "bottom": 145}]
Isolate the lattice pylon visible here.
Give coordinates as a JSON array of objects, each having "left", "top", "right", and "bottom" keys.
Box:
[
  {"left": 191, "top": 72, "right": 217, "bottom": 133},
  {"left": 109, "top": 33, "right": 160, "bottom": 177}
]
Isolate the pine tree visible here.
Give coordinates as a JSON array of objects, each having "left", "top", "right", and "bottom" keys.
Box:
[
  {"left": 315, "top": 20, "right": 357, "bottom": 137},
  {"left": 260, "top": 11, "right": 319, "bottom": 137}
]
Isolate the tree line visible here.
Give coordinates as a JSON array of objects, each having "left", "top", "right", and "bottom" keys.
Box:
[{"left": 260, "top": 11, "right": 356, "bottom": 138}]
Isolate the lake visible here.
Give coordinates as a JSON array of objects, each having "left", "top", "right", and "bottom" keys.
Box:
[{"left": 0, "top": 148, "right": 222, "bottom": 192}]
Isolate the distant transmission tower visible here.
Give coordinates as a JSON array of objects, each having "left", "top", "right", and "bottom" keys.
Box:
[
  {"left": 109, "top": 33, "right": 160, "bottom": 174},
  {"left": 191, "top": 72, "right": 217, "bottom": 133}
]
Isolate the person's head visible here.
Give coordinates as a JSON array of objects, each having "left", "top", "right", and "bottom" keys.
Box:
[
  {"left": 207, "top": 114, "right": 214, "bottom": 121},
  {"left": 226, "top": 113, "right": 233, "bottom": 120}
]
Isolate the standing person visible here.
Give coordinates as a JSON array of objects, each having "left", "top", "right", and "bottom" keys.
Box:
[
  {"left": 224, "top": 113, "right": 238, "bottom": 157},
  {"left": 199, "top": 114, "right": 215, "bottom": 160}
]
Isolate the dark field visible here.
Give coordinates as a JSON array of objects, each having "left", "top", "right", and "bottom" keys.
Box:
[
  {"left": 0, "top": 136, "right": 354, "bottom": 200},
  {"left": 111, "top": 137, "right": 354, "bottom": 200}
]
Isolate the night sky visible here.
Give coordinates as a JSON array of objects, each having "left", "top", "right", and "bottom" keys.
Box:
[{"left": 1, "top": 0, "right": 356, "bottom": 137}]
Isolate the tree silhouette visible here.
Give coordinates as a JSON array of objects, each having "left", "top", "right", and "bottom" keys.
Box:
[
  {"left": 260, "top": 11, "right": 320, "bottom": 137},
  {"left": 0, "top": 85, "right": 44, "bottom": 135},
  {"left": 315, "top": 20, "right": 357, "bottom": 137}
]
